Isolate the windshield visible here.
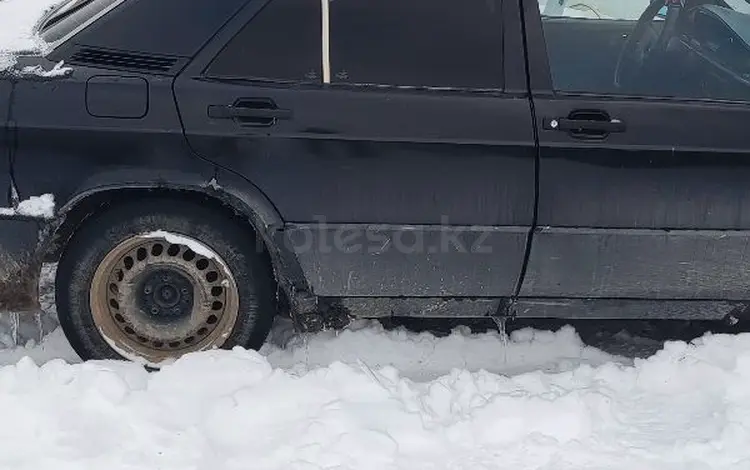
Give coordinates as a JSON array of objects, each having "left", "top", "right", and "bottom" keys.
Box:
[
  {"left": 37, "top": 0, "right": 121, "bottom": 44},
  {"left": 540, "top": 0, "right": 750, "bottom": 19}
]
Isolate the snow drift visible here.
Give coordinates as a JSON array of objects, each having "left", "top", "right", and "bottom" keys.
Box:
[{"left": 0, "top": 320, "right": 748, "bottom": 470}]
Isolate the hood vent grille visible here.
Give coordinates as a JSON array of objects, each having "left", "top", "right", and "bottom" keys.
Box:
[{"left": 69, "top": 47, "right": 179, "bottom": 73}]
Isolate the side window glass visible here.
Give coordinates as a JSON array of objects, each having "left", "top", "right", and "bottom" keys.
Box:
[
  {"left": 330, "top": 0, "right": 504, "bottom": 90},
  {"left": 205, "top": 0, "right": 322, "bottom": 83},
  {"left": 538, "top": 0, "right": 750, "bottom": 101}
]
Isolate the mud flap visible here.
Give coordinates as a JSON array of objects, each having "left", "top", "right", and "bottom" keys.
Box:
[{"left": 0, "top": 218, "right": 41, "bottom": 312}]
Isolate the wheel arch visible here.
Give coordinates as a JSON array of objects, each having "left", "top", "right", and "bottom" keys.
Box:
[
  {"left": 46, "top": 183, "right": 279, "bottom": 259},
  {"left": 42, "top": 181, "right": 314, "bottom": 321}
]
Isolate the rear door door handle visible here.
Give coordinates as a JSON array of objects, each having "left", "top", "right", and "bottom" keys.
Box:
[{"left": 207, "top": 99, "right": 292, "bottom": 127}]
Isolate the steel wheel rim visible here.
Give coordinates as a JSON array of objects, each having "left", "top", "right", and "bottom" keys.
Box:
[{"left": 90, "top": 232, "right": 239, "bottom": 364}]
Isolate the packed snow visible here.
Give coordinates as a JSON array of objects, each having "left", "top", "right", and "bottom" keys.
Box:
[
  {"left": 3, "top": 314, "right": 750, "bottom": 469},
  {"left": 0, "top": 193, "right": 56, "bottom": 218},
  {"left": 0, "top": 267, "right": 745, "bottom": 469}
]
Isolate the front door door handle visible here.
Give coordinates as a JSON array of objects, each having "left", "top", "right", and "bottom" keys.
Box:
[
  {"left": 208, "top": 99, "right": 292, "bottom": 127},
  {"left": 543, "top": 109, "right": 626, "bottom": 139}
]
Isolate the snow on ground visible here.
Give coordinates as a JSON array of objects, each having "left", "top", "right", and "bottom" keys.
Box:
[
  {"left": 2, "top": 313, "right": 750, "bottom": 469},
  {"left": 0, "top": 266, "right": 747, "bottom": 469}
]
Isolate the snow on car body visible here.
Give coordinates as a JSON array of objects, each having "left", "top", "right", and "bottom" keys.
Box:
[{"left": 2, "top": 0, "right": 750, "bottom": 365}]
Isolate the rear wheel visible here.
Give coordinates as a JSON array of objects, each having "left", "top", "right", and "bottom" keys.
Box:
[{"left": 56, "top": 198, "right": 275, "bottom": 366}]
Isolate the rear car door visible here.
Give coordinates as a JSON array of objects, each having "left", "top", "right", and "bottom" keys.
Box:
[
  {"left": 175, "top": 0, "right": 536, "bottom": 299},
  {"left": 520, "top": 0, "right": 750, "bottom": 306}
]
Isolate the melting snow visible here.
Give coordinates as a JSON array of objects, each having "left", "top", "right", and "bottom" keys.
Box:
[
  {"left": 142, "top": 230, "right": 223, "bottom": 261},
  {"left": 17, "top": 59, "right": 71, "bottom": 77},
  {"left": 0, "top": 193, "right": 55, "bottom": 218}
]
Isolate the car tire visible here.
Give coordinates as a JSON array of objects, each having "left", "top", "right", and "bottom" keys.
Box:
[{"left": 55, "top": 197, "right": 276, "bottom": 366}]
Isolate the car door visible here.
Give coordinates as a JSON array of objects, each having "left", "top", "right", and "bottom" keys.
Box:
[
  {"left": 519, "top": 0, "right": 750, "bottom": 306},
  {"left": 175, "top": 0, "right": 536, "bottom": 299}
]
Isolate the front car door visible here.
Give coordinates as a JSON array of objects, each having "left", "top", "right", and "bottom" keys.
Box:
[
  {"left": 519, "top": 0, "right": 750, "bottom": 319},
  {"left": 175, "top": 0, "right": 536, "bottom": 304}
]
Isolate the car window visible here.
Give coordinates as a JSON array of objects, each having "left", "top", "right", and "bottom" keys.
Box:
[
  {"left": 205, "top": 0, "right": 322, "bottom": 83},
  {"left": 330, "top": 0, "right": 503, "bottom": 90},
  {"left": 206, "top": 0, "right": 503, "bottom": 91},
  {"left": 538, "top": 0, "right": 750, "bottom": 101},
  {"left": 539, "top": 0, "right": 651, "bottom": 20}
]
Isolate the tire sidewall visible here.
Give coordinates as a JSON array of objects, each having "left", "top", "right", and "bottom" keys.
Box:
[{"left": 56, "top": 199, "right": 275, "bottom": 363}]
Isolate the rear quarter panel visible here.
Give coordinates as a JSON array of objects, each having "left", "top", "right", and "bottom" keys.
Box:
[
  {"left": 4, "top": 60, "right": 306, "bottom": 314},
  {"left": 1, "top": 78, "right": 11, "bottom": 205},
  {"left": 0, "top": 78, "right": 10, "bottom": 122},
  {"left": 0, "top": 62, "right": 216, "bottom": 313},
  {"left": 10, "top": 60, "right": 215, "bottom": 209}
]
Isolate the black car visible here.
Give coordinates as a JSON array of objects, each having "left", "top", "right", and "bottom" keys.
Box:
[{"left": 2, "top": 0, "right": 750, "bottom": 365}]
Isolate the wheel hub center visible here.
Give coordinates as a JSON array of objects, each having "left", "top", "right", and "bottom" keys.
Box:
[
  {"left": 156, "top": 284, "right": 179, "bottom": 307},
  {"left": 137, "top": 268, "right": 194, "bottom": 318}
]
